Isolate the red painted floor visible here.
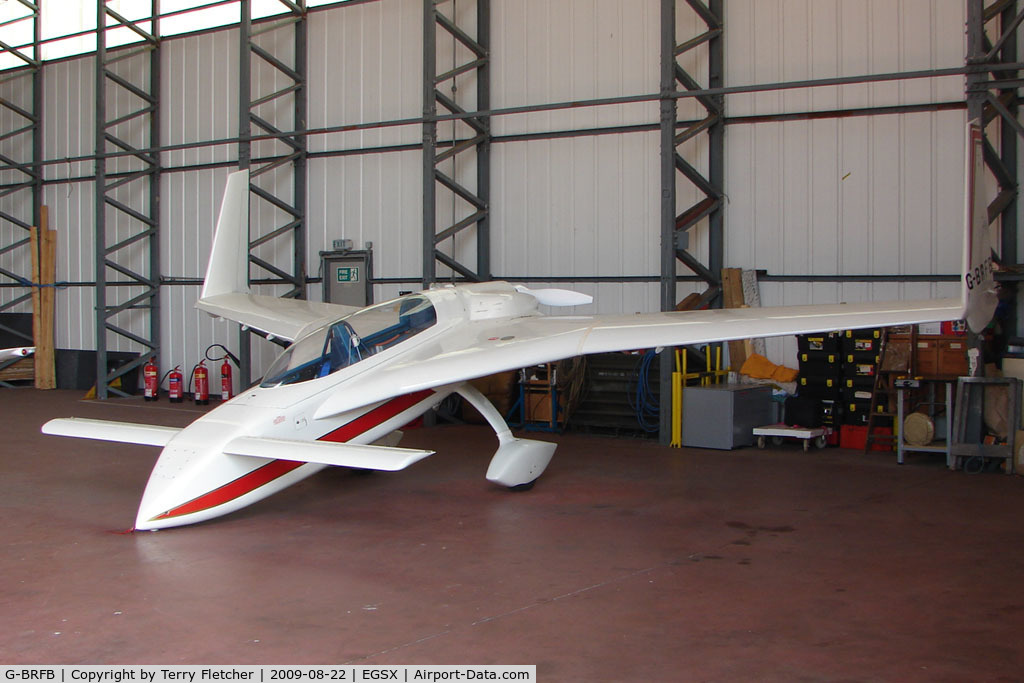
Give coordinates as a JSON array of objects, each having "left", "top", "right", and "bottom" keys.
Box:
[{"left": 2, "top": 389, "right": 1023, "bottom": 680}]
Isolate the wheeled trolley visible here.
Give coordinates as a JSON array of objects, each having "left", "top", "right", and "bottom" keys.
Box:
[{"left": 752, "top": 423, "right": 832, "bottom": 451}]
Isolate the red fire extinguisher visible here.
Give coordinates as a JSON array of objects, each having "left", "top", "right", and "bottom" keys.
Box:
[
  {"left": 220, "top": 357, "right": 233, "bottom": 401},
  {"left": 205, "top": 343, "right": 239, "bottom": 402},
  {"left": 143, "top": 358, "right": 159, "bottom": 401},
  {"left": 168, "top": 366, "right": 184, "bottom": 403},
  {"left": 193, "top": 360, "right": 209, "bottom": 405}
]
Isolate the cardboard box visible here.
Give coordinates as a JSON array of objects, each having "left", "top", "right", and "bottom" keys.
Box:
[
  {"left": 939, "top": 339, "right": 968, "bottom": 375},
  {"left": 525, "top": 392, "right": 556, "bottom": 423},
  {"left": 915, "top": 337, "right": 968, "bottom": 377}
]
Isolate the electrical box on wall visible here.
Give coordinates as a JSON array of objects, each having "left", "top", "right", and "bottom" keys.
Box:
[{"left": 321, "top": 245, "right": 373, "bottom": 307}]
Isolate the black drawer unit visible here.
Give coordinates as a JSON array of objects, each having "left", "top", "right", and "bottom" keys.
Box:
[
  {"left": 798, "top": 332, "right": 842, "bottom": 354},
  {"left": 842, "top": 329, "right": 883, "bottom": 355}
]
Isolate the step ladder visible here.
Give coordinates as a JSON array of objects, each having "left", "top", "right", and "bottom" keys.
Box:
[{"left": 863, "top": 327, "right": 917, "bottom": 453}]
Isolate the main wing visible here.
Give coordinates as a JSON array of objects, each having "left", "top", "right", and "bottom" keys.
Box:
[
  {"left": 196, "top": 170, "right": 357, "bottom": 342},
  {"left": 314, "top": 295, "right": 961, "bottom": 419}
]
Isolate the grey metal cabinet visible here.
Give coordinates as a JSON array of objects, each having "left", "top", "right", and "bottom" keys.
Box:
[{"left": 682, "top": 384, "right": 773, "bottom": 449}]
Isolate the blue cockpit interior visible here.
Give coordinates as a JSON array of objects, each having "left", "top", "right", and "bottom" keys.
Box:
[{"left": 260, "top": 295, "right": 437, "bottom": 388}]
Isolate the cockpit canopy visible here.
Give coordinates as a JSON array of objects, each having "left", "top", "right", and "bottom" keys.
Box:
[{"left": 260, "top": 295, "right": 437, "bottom": 388}]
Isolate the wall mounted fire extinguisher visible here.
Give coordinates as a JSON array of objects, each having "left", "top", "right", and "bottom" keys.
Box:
[
  {"left": 168, "top": 366, "right": 183, "bottom": 403},
  {"left": 192, "top": 360, "right": 209, "bottom": 405},
  {"left": 143, "top": 358, "right": 159, "bottom": 401},
  {"left": 205, "top": 344, "right": 240, "bottom": 401}
]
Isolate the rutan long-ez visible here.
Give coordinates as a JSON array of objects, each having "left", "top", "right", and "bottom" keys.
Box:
[{"left": 43, "top": 122, "right": 995, "bottom": 530}]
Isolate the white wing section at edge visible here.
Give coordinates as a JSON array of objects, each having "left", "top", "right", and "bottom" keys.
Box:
[
  {"left": 0, "top": 346, "right": 34, "bottom": 361},
  {"left": 194, "top": 169, "right": 358, "bottom": 342},
  {"left": 315, "top": 296, "right": 962, "bottom": 420},
  {"left": 223, "top": 436, "right": 434, "bottom": 471},
  {"left": 42, "top": 418, "right": 181, "bottom": 447}
]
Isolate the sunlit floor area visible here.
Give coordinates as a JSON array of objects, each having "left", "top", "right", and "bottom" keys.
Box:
[{"left": 3, "top": 389, "right": 1023, "bottom": 680}]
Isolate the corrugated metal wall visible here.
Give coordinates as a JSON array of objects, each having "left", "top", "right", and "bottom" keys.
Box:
[
  {"left": 725, "top": 0, "right": 968, "bottom": 362},
  {"left": 0, "top": 0, "right": 978, "bottom": 378}
]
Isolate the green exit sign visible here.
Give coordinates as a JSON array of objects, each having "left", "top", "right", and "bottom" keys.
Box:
[{"left": 336, "top": 266, "right": 360, "bottom": 283}]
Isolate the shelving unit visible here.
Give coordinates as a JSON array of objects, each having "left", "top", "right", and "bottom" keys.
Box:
[
  {"left": 570, "top": 353, "right": 661, "bottom": 437},
  {"left": 508, "top": 363, "right": 561, "bottom": 432},
  {"left": 951, "top": 376, "right": 1021, "bottom": 474},
  {"left": 896, "top": 378, "right": 954, "bottom": 466}
]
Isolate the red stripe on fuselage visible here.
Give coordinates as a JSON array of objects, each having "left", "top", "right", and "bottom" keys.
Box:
[
  {"left": 151, "top": 390, "right": 436, "bottom": 521},
  {"left": 317, "top": 390, "right": 434, "bottom": 443}
]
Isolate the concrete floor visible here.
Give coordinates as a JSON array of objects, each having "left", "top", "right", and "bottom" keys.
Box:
[{"left": 3, "top": 389, "right": 1024, "bottom": 679}]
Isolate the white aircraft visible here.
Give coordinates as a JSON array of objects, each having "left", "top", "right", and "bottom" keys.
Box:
[
  {"left": 0, "top": 346, "right": 34, "bottom": 362},
  {"left": 42, "top": 122, "right": 996, "bottom": 531}
]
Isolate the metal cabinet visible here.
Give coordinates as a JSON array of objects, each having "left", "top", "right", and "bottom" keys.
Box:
[{"left": 682, "top": 383, "right": 773, "bottom": 449}]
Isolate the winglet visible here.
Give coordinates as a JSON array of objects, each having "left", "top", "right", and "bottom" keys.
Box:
[
  {"left": 200, "top": 170, "right": 250, "bottom": 300},
  {"left": 963, "top": 120, "right": 998, "bottom": 333}
]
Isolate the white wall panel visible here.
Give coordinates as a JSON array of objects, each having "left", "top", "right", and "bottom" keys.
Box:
[
  {"left": 726, "top": 110, "right": 967, "bottom": 274},
  {"left": 162, "top": 31, "right": 238, "bottom": 168},
  {"left": 39, "top": 56, "right": 96, "bottom": 351},
  {"left": 725, "top": 0, "right": 965, "bottom": 116},
  {"left": 307, "top": 0, "right": 421, "bottom": 152},
  {"left": 491, "top": 0, "right": 663, "bottom": 136},
  {"left": 0, "top": 70, "right": 36, "bottom": 319},
  {"left": 307, "top": 151, "right": 422, "bottom": 282}
]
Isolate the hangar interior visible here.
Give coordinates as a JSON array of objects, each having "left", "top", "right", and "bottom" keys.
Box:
[{"left": 2, "top": 0, "right": 1024, "bottom": 677}]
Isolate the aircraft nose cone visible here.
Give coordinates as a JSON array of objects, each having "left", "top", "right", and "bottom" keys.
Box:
[{"left": 133, "top": 443, "right": 200, "bottom": 530}]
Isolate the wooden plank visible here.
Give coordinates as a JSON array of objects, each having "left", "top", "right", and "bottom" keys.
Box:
[
  {"left": 32, "top": 206, "right": 56, "bottom": 390},
  {"left": 0, "top": 357, "right": 34, "bottom": 382},
  {"left": 721, "top": 268, "right": 748, "bottom": 370},
  {"left": 39, "top": 212, "right": 56, "bottom": 389},
  {"left": 29, "top": 225, "right": 41, "bottom": 386},
  {"left": 741, "top": 269, "right": 767, "bottom": 357}
]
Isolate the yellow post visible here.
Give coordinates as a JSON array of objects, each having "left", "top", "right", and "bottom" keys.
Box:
[
  {"left": 671, "top": 370, "right": 682, "bottom": 447},
  {"left": 671, "top": 349, "right": 682, "bottom": 447}
]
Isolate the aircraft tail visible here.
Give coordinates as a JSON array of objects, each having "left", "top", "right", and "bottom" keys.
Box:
[
  {"left": 200, "top": 169, "right": 251, "bottom": 300},
  {"left": 963, "top": 120, "right": 998, "bottom": 333}
]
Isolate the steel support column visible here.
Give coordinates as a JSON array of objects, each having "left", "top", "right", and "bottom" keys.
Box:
[
  {"left": 659, "top": 0, "right": 725, "bottom": 443},
  {"left": 0, "top": 0, "right": 42, "bottom": 367},
  {"left": 422, "top": 0, "right": 491, "bottom": 287},
  {"left": 237, "top": 0, "right": 308, "bottom": 386},
  {"left": 661, "top": 0, "right": 724, "bottom": 311},
  {"left": 94, "top": 1, "right": 161, "bottom": 398}
]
